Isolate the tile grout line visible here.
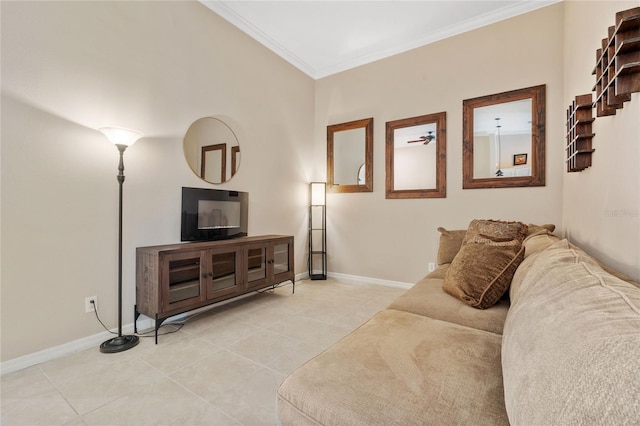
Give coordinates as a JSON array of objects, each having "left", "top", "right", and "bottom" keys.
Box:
[
  {"left": 1, "top": 280, "right": 406, "bottom": 426},
  {"left": 37, "top": 364, "right": 92, "bottom": 422},
  {"left": 132, "top": 349, "right": 242, "bottom": 425}
]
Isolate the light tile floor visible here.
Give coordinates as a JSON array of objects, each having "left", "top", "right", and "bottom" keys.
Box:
[{"left": 1, "top": 278, "right": 406, "bottom": 426}]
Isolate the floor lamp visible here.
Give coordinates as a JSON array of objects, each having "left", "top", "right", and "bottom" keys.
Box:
[
  {"left": 98, "top": 127, "right": 143, "bottom": 353},
  {"left": 308, "top": 182, "right": 327, "bottom": 280}
]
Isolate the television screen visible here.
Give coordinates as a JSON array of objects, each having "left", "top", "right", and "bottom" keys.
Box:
[
  {"left": 181, "top": 187, "right": 248, "bottom": 241},
  {"left": 197, "top": 200, "right": 241, "bottom": 230}
]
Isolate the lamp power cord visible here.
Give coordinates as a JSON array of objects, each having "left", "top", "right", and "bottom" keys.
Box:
[{"left": 89, "top": 300, "right": 184, "bottom": 339}]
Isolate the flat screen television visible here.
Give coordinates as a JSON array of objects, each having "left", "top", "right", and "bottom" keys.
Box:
[{"left": 181, "top": 187, "right": 248, "bottom": 242}]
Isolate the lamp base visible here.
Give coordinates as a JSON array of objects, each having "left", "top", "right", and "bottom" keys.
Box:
[
  {"left": 100, "top": 335, "right": 139, "bottom": 353},
  {"left": 309, "top": 274, "right": 327, "bottom": 280}
]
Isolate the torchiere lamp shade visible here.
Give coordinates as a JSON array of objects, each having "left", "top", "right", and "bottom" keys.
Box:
[{"left": 99, "top": 127, "right": 144, "bottom": 147}]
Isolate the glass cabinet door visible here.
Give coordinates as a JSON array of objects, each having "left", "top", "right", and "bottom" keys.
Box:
[
  {"left": 246, "top": 246, "right": 267, "bottom": 287},
  {"left": 273, "top": 242, "right": 291, "bottom": 276},
  {"left": 244, "top": 239, "right": 293, "bottom": 291},
  {"left": 207, "top": 249, "right": 240, "bottom": 299},
  {"left": 162, "top": 252, "right": 204, "bottom": 311},
  {"left": 271, "top": 238, "right": 293, "bottom": 282}
]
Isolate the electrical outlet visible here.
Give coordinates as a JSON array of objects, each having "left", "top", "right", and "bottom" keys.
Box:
[
  {"left": 85, "top": 296, "right": 98, "bottom": 313},
  {"left": 428, "top": 262, "right": 436, "bottom": 272}
]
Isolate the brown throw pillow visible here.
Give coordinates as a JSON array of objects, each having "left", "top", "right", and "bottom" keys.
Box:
[
  {"left": 463, "top": 219, "right": 528, "bottom": 245},
  {"left": 436, "top": 227, "right": 466, "bottom": 265},
  {"left": 443, "top": 219, "right": 528, "bottom": 309},
  {"left": 444, "top": 241, "right": 525, "bottom": 309}
]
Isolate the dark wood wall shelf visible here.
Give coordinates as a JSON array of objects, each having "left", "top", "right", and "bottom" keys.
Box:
[
  {"left": 592, "top": 7, "right": 640, "bottom": 116},
  {"left": 565, "top": 7, "right": 639, "bottom": 173},
  {"left": 566, "top": 94, "right": 595, "bottom": 172}
]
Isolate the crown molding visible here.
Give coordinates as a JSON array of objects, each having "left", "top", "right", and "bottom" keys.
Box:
[
  {"left": 314, "top": 0, "right": 561, "bottom": 78},
  {"left": 201, "top": 0, "right": 317, "bottom": 78},
  {"left": 201, "top": 0, "right": 561, "bottom": 80}
]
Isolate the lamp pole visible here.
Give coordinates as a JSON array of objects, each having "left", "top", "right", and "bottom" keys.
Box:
[
  {"left": 98, "top": 128, "right": 142, "bottom": 353},
  {"left": 116, "top": 144, "right": 126, "bottom": 338}
]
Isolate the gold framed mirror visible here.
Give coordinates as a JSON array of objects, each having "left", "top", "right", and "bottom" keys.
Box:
[
  {"left": 183, "top": 117, "right": 240, "bottom": 184},
  {"left": 385, "top": 112, "right": 446, "bottom": 199},
  {"left": 327, "top": 117, "right": 373, "bottom": 193},
  {"left": 463, "top": 85, "right": 545, "bottom": 189}
]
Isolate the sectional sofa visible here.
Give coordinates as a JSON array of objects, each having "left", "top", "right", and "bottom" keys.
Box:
[{"left": 277, "top": 221, "right": 640, "bottom": 425}]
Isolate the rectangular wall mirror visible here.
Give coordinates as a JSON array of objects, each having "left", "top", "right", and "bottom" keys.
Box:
[
  {"left": 463, "top": 85, "right": 545, "bottom": 189},
  {"left": 385, "top": 112, "right": 446, "bottom": 199},
  {"left": 327, "top": 117, "right": 373, "bottom": 193}
]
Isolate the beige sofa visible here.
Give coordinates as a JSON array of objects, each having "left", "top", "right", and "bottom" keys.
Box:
[{"left": 277, "top": 227, "right": 640, "bottom": 425}]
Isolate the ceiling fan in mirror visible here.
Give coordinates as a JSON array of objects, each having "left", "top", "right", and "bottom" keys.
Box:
[{"left": 407, "top": 131, "right": 435, "bottom": 144}]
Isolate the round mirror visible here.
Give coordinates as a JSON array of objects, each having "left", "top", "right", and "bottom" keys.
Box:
[{"left": 183, "top": 117, "right": 240, "bottom": 184}]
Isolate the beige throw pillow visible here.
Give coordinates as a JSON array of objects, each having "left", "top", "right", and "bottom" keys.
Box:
[
  {"left": 526, "top": 223, "right": 555, "bottom": 236},
  {"left": 436, "top": 227, "right": 466, "bottom": 265},
  {"left": 443, "top": 220, "right": 527, "bottom": 309}
]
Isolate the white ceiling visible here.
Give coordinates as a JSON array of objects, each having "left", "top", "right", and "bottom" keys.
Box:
[{"left": 201, "top": 0, "right": 559, "bottom": 79}]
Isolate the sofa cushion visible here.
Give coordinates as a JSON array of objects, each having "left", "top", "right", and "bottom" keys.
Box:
[
  {"left": 567, "top": 242, "right": 640, "bottom": 289},
  {"left": 509, "top": 232, "right": 561, "bottom": 303},
  {"left": 278, "top": 309, "right": 509, "bottom": 426},
  {"left": 389, "top": 269, "right": 509, "bottom": 334},
  {"left": 502, "top": 239, "right": 640, "bottom": 424},
  {"left": 523, "top": 230, "right": 560, "bottom": 257}
]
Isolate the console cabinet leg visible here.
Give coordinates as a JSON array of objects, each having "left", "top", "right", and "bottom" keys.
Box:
[{"left": 134, "top": 305, "right": 140, "bottom": 334}]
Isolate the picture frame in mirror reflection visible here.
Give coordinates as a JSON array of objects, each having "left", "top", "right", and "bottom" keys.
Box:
[
  {"left": 513, "top": 153, "right": 528, "bottom": 166},
  {"left": 327, "top": 117, "right": 373, "bottom": 193},
  {"left": 385, "top": 112, "right": 447, "bottom": 199}
]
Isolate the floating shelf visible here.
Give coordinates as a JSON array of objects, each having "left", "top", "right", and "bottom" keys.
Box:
[
  {"left": 592, "top": 7, "right": 640, "bottom": 116},
  {"left": 566, "top": 94, "right": 595, "bottom": 172}
]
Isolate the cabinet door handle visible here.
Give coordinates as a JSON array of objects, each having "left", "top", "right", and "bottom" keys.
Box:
[{"left": 202, "top": 272, "right": 213, "bottom": 278}]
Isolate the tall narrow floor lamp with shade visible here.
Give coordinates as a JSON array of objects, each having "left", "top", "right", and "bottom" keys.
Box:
[
  {"left": 98, "top": 127, "right": 143, "bottom": 353},
  {"left": 308, "top": 182, "right": 327, "bottom": 280}
]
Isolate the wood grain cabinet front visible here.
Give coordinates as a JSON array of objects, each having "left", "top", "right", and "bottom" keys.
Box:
[{"left": 135, "top": 235, "right": 294, "bottom": 343}]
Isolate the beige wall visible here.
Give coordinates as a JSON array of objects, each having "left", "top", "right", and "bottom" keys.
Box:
[
  {"left": 3, "top": 0, "right": 639, "bottom": 365},
  {"left": 562, "top": 0, "right": 640, "bottom": 282},
  {"left": 314, "top": 4, "right": 566, "bottom": 283},
  {"left": 1, "top": 1, "right": 314, "bottom": 362}
]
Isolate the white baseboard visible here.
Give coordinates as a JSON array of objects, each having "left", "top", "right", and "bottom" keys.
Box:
[
  {"left": 326, "top": 271, "right": 413, "bottom": 289},
  {"left": 0, "top": 273, "right": 403, "bottom": 375},
  {"left": 0, "top": 318, "right": 154, "bottom": 376},
  {"left": 295, "top": 272, "right": 309, "bottom": 281}
]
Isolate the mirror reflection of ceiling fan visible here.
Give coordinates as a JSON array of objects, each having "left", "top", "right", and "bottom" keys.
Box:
[{"left": 407, "top": 131, "right": 435, "bottom": 144}]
